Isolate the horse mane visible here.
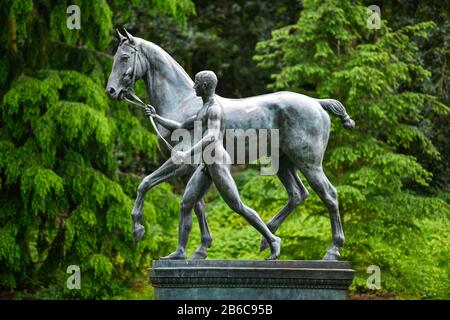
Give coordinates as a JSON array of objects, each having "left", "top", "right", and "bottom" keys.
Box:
[{"left": 134, "top": 38, "right": 194, "bottom": 86}]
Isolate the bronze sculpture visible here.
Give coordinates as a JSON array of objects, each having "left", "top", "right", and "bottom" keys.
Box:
[
  {"left": 106, "top": 29, "right": 355, "bottom": 260},
  {"left": 144, "top": 70, "right": 281, "bottom": 260}
]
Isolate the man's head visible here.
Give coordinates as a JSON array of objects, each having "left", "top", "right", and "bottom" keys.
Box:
[{"left": 194, "top": 70, "right": 217, "bottom": 97}]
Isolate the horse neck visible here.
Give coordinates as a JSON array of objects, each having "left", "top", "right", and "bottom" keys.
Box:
[{"left": 138, "top": 40, "right": 194, "bottom": 118}]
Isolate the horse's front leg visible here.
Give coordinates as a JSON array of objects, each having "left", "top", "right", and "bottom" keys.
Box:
[
  {"left": 190, "top": 198, "right": 212, "bottom": 259},
  {"left": 132, "top": 157, "right": 190, "bottom": 241}
]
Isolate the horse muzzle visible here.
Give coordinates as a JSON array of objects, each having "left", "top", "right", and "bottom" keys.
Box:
[{"left": 106, "top": 86, "right": 127, "bottom": 100}]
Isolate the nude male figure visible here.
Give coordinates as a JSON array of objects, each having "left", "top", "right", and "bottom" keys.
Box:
[{"left": 146, "top": 70, "right": 281, "bottom": 260}]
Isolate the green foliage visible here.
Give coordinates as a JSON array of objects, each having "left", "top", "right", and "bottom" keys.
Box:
[
  {"left": 47, "top": 0, "right": 113, "bottom": 50},
  {"left": 110, "top": 0, "right": 196, "bottom": 30},
  {"left": 382, "top": 0, "right": 450, "bottom": 192},
  {"left": 252, "top": 0, "right": 450, "bottom": 298},
  {"left": 1, "top": 0, "right": 449, "bottom": 300},
  {"left": 1, "top": 0, "right": 34, "bottom": 47},
  {"left": 127, "top": 0, "right": 301, "bottom": 97},
  {"left": 0, "top": 0, "right": 193, "bottom": 299},
  {"left": 0, "top": 69, "right": 181, "bottom": 298}
]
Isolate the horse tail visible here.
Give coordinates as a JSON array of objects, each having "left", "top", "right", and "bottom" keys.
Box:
[{"left": 317, "top": 99, "right": 355, "bottom": 130}]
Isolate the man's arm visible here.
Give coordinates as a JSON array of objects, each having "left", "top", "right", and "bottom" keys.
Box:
[{"left": 145, "top": 106, "right": 196, "bottom": 130}]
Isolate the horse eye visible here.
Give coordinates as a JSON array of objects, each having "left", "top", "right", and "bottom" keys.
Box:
[{"left": 120, "top": 55, "right": 130, "bottom": 61}]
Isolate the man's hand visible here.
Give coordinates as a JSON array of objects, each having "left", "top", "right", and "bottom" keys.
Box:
[{"left": 144, "top": 105, "right": 156, "bottom": 118}]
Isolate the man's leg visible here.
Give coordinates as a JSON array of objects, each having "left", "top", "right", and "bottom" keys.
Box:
[
  {"left": 161, "top": 165, "right": 212, "bottom": 260},
  {"left": 209, "top": 164, "right": 281, "bottom": 260}
]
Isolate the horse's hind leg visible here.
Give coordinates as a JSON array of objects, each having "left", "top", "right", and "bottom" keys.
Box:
[
  {"left": 297, "top": 163, "right": 344, "bottom": 260},
  {"left": 260, "top": 156, "right": 309, "bottom": 251}
]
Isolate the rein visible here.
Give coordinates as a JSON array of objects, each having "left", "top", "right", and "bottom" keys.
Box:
[
  {"left": 121, "top": 43, "right": 174, "bottom": 151},
  {"left": 122, "top": 47, "right": 174, "bottom": 152},
  {"left": 124, "top": 91, "right": 174, "bottom": 152}
]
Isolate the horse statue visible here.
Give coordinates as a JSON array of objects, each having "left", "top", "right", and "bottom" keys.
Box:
[{"left": 106, "top": 29, "right": 355, "bottom": 261}]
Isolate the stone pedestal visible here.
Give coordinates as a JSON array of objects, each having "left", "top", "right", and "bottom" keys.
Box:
[{"left": 149, "top": 260, "right": 355, "bottom": 300}]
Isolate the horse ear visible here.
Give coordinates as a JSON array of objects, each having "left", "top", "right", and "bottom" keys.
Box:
[
  {"left": 116, "top": 29, "right": 126, "bottom": 43},
  {"left": 123, "top": 28, "right": 135, "bottom": 45}
]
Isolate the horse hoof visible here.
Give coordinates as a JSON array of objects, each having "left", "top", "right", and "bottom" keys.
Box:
[
  {"left": 161, "top": 250, "right": 186, "bottom": 260},
  {"left": 260, "top": 237, "right": 269, "bottom": 252},
  {"left": 266, "top": 236, "right": 281, "bottom": 260},
  {"left": 133, "top": 224, "right": 145, "bottom": 242},
  {"left": 190, "top": 251, "right": 207, "bottom": 260},
  {"left": 323, "top": 247, "right": 340, "bottom": 261}
]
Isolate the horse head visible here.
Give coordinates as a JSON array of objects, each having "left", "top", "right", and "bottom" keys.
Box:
[{"left": 106, "top": 29, "right": 146, "bottom": 100}]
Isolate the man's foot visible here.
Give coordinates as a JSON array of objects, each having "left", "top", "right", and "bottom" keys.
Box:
[
  {"left": 323, "top": 246, "right": 340, "bottom": 260},
  {"left": 260, "top": 237, "right": 269, "bottom": 252},
  {"left": 160, "top": 249, "right": 186, "bottom": 260},
  {"left": 190, "top": 249, "right": 207, "bottom": 260},
  {"left": 266, "top": 236, "right": 281, "bottom": 260},
  {"left": 133, "top": 223, "right": 145, "bottom": 242}
]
